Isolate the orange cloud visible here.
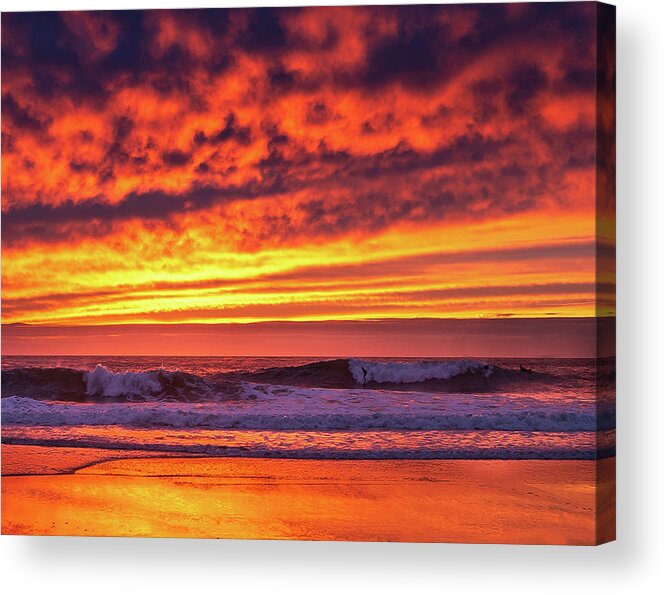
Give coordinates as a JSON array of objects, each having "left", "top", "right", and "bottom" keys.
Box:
[{"left": 1, "top": 4, "right": 608, "bottom": 330}]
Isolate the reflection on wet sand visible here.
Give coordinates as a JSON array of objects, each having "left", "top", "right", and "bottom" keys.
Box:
[{"left": 2, "top": 447, "right": 615, "bottom": 544}]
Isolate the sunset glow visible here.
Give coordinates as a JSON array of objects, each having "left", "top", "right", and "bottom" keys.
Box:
[{"left": 2, "top": 4, "right": 608, "bottom": 338}]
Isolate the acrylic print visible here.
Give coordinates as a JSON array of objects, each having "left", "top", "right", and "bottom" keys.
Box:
[{"left": 1, "top": 3, "right": 615, "bottom": 544}]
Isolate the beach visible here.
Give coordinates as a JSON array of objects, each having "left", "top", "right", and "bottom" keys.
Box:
[
  {"left": 1, "top": 356, "right": 615, "bottom": 543},
  {"left": 2, "top": 445, "right": 615, "bottom": 544}
]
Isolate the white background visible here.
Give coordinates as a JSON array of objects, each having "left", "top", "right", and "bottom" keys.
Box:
[{"left": 1, "top": 0, "right": 663, "bottom": 593}]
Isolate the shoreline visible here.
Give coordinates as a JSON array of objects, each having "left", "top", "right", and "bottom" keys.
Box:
[
  {"left": 1, "top": 443, "right": 615, "bottom": 475},
  {"left": 1, "top": 445, "right": 615, "bottom": 544}
]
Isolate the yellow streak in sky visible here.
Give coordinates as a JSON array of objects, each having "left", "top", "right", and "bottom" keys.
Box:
[{"left": 2, "top": 209, "right": 597, "bottom": 325}]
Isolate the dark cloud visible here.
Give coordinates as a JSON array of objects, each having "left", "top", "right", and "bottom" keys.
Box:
[
  {"left": 4, "top": 184, "right": 221, "bottom": 227},
  {"left": 215, "top": 115, "right": 249, "bottom": 144},
  {"left": 362, "top": 23, "right": 444, "bottom": 89},
  {"left": 1, "top": 93, "right": 51, "bottom": 132},
  {"left": 2, "top": 174, "right": 299, "bottom": 246},
  {"left": 344, "top": 3, "right": 594, "bottom": 94},
  {"left": 557, "top": 68, "right": 596, "bottom": 93},
  {"left": 2, "top": 108, "right": 591, "bottom": 248},
  {"left": 112, "top": 115, "right": 134, "bottom": 140},
  {"left": 1, "top": 9, "right": 232, "bottom": 109},
  {"left": 2, "top": 12, "right": 108, "bottom": 103},
  {"left": 194, "top": 112, "right": 252, "bottom": 146},
  {"left": 1, "top": 132, "right": 16, "bottom": 153},
  {"left": 1, "top": 3, "right": 596, "bottom": 106},
  {"left": 2, "top": 4, "right": 598, "bottom": 248},
  {"left": 239, "top": 8, "right": 289, "bottom": 53},
  {"left": 506, "top": 65, "right": 549, "bottom": 114},
  {"left": 162, "top": 149, "right": 191, "bottom": 167},
  {"left": 79, "top": 130, "right": 95, "bottom": 143},
  {"left": 149, "top": 45, "right": 197, "bottom": 95},
  {"left": 306, "top": 102, "right": 330, "bottom": 125},
  {"left": 69, "top": 160, "right": 97, "bottom": 173}
]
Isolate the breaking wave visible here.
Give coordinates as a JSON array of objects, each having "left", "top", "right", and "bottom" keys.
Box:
[
  {"left": 347, "top": 358, "right": 493, "bottom": 384},
  {"left": 223, "top": 357, "right": 534, "bottom": 392},
  {"left": 2, "top": 359, "right": 533, "bottom": 402},
  {"left": 1, "top": 365, "right": 236, "bottom": 402}
]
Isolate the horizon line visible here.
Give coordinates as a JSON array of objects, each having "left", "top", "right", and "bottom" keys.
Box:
[{"left": 2, "top": 315, "right": 611, "bottom": 328}]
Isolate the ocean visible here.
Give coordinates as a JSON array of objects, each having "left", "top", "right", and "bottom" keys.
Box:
[{"left": 1, "top": 356, "right": 615, "bottom": 460}]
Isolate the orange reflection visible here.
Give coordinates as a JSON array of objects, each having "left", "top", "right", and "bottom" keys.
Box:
[{"left": 1, "top": 451, "right": 614, "bottom": 544}]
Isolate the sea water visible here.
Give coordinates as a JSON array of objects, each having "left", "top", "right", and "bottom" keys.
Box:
[{"left": 1, "top": 356, "right": 615, "bottom": 460}]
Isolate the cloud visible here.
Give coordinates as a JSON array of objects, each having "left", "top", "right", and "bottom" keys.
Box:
[
  {"left": 193, "top": 112, "right": 252, "bottom": 146},
  {"left": 1, "top": 4, "right": 604, "bottom": 325},
  {"left": 1, "top": 93, "right": 51, "bottom": 132},
  {"left": 161, "top": 149, "right": 192, "bottom": 167}
]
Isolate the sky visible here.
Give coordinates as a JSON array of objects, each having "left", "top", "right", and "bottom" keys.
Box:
[{"left": 1, "top": 4, "right": 614, "bottom": 355}]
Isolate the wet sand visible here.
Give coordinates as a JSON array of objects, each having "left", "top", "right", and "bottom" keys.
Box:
[
  {"left": 1, "top": 444, "right": 193, "bottom": 475},
  {"left": 1, "top": 446, "right": 615, "bottom": 544}
]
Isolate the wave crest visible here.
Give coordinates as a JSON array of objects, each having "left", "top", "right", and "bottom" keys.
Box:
[
  {"left": 227, "top": 357, "right": 502, "bottom": 390},
  {"left": 2, "top": 357, "right": 553, "bottom": 402},
  {"left": 1, "top": 365, "right": 233, "bottom": 402},
  {"left": 348, "top": 358, "right": 492, "bottom": 384},
  {"left": 86, "top": 364, "right": 188, "bottom": 399}
]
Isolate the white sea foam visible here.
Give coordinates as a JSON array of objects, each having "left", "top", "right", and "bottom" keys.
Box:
[
  {"left": 348, "top": 358, "right": 492, "bottom": 384},
  {"left": 2, "top": 380, "right": 610, "bottom": 432},
  {"left": 85, "top": 364, "right": 169, "bottom": 397}
]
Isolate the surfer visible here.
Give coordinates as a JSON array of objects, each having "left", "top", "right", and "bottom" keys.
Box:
[
  {"left": 361, "top": 366, "right": 368, "bottom": 386},
  {"left": 519, "top": 364, "right": 534, "bottom": 374}
]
